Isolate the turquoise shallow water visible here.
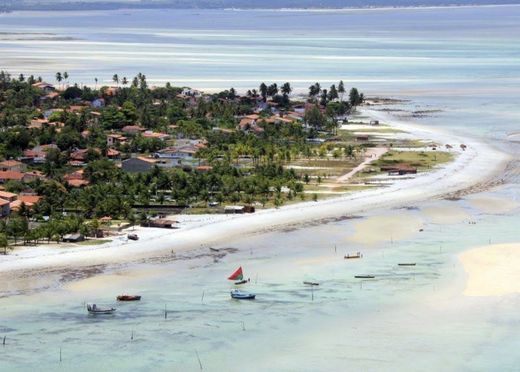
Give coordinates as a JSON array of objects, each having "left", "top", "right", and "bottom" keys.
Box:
[
  {"left": 1, "top": 193, "right": 520, "bottom": 371},
  {"left": 1, "top": 6, "right": 520, "bottom": 371}
]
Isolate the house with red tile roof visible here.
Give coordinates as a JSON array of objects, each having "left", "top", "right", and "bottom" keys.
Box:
[
  {"left": 0, "top": 160, "right": 26, "bottom": 172},
  {"left": 0, "top": 171, "right": 24, "bottom": 183}
]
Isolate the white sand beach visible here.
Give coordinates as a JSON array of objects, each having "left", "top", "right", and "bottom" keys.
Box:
[
  {"left": 460, "top": 243, "right": 520, "bottom": 297},
  {"left": 0, "top": 110, "right": 511, "bottom": 281}
]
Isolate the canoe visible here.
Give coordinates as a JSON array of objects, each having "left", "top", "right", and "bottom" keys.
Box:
[
  {"left": 398, "top": 263, "right": 416, "bottom": 266},
  {"left": 303, "top": 281, "right": 320, "bottom": 286},
  {"left": 117, "top": 295, "right": 142, "bottom": 301},
  {"left": 234, "top": 279, "right": 249, "bottom": 285},
  {"left": 345, "top": 252, "right": 363, "bottom": 259},
  {"left": 87, "top": 304, "right": 116, "bottom": 314},
  {"left": 354, "top": 275, "right": 375, "bottom": 279},
  {"left": 230, "top": 290, "right": 256, "bottom": 300},
  {"left": 209, "top": 247, "right": 220, "bottom": 252}
]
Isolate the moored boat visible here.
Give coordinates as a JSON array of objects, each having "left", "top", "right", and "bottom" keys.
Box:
[
  {"left": 398, "top": 263, "right": 416, "bottom": 266},
  {"left": 303, "top": 281, "right": 320, "bottom": 286},
  {"left": 127, "top": 233, "right": 139, "bottom": 241},
  {"left": 354, "top": 275, "right": 375, "bottom": 279},
  {"left": 87, "top": 304, "right": 116, "bottom": 314},
  {"left": 345, "top": 252, "right": 363, "bottom": 259},
  {"left": 116, "top": 295, "right": 142, "bottom": 301},
  {"left": 228, "top": 266, "right": 250, "bottom": 285},
  {"left": 230, "top": 289, "right": 256, "bottom": 300}
]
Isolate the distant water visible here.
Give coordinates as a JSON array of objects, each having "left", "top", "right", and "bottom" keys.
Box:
[{"left": 1, "top": 6, "right": 519, "bottom": 136}]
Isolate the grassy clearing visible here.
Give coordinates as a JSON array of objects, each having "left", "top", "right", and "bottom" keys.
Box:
[{"left": 373, "top": 150, "right": 454, "bottom": 171}]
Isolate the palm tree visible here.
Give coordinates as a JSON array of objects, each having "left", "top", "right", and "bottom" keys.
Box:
[
  {"left": 55, "top": 72, "right": 63, "bottom": 89},
  {"left": 281, "top": 82, "right": 292, "bottom": 97},
  {"left": 338, "top": 80, "right": 345, "bottom": 101},
  {"left": 259, "top": 83, "right": 268, "bottom": 102},
  {"left": 122, "top": 77, "right": 128, "bottom": 87},
  {"left": 63, "top": 71, "right": 69, "bottom": 87},
  {"left": 94, "top": 77, "right": 98, "bottom": 89},
  {"left": 112, "top": 74, "right": 119, "bottom": 87}
]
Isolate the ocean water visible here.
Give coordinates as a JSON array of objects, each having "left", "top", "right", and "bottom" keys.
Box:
[
  {"left": 1, "top": 5, "right": 520, "bottom": 371},
  {"left": 1, "top": 6, "right": 519, "bottom": 137},
  {"left": 1, "top": 195, "right": 520, "bottom": 371}
]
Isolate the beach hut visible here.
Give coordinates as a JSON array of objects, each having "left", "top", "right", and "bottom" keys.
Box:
[{"left": 63, "top": 233, "right": 85, "bottom": 243}]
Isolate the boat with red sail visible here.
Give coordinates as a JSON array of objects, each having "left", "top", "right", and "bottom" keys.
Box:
[{"left": 228, "top": 266, "right": 249, "bottom": 285}]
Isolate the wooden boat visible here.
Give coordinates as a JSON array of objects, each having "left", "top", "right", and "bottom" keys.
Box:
[
  {"left": 354, "top": 275, "right": 375, "bottom": 279},
  {"left": 116, "top": 295, "right": 142, "bottom": 301},
  {"left": 228, "top": 266, "right": 244, "bottom": 281},
  {"left": 209, "top": 247, "right": 220, "bottom": 252},
  {"left": 234, "top": 279, "right": 249, "bottom": 285},
  {"left": 87, "top": 304, "right": 116, "bottom": 315},
  {"left": 398, "top": 263, "right": 416, "bottom": 266},
  {"left": 345, "top": 252, "right": 363, "bottom": 259},
  {"left": 230, "top": 289, "right": 256, "bottom": 300},
  {"left": 127, "top": 233, "right": 139, "bottom": 241},
  {"left": 303, "top": 281, "right": 320, "bottom": 286}
]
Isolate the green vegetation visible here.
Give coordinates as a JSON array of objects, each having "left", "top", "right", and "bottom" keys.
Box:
[
  {"left": 0, "top": 70, "right": 373, "bottom": 247},
  {"left": 374, "top": 150, "right": 453, "bottom": 171}
]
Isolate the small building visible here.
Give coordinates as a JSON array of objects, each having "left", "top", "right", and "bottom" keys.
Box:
[
  {"left": 0, "top": 191, "right": 17, "bottom": 202},
  {"left": 0, "top": 171, "right": 24, "bottom": 183},
  {"left": 380, "top": 164, "right": 417, "bottom": 175},
  {"left": 107, "top": 134, "right": 127, "bottom": 147},
  {"left": 225, "top": 205, "right": 244, "bottom": 214},
  {"left": 122, "top": 125, "right": 145, "bottom": 135},
  {"left": 122, "top": 157, "right": 157, "bottom": 173},
  {"left": 370, "top": 120, "right": 380, "bottom": 126},
  {"left": 144, "top": 219, "right": 178, "bottom": 229},
  {"left": 63, "top": 233, "right": 85, "bottom": 243},
  {"left": 32, "top": 82, "right": 55, "bottom": 93},
  {"left": 0, "top": 198, "right": 10, "bottom": 217},
  {"left": 91, "top": 98, "right": 105, "bottom": 108},
  {"left": 0, "top": 160, "right": 26, "bottom": 172},
  {"left": 356, "top": 135, "right": 370, "bottom": 142}
]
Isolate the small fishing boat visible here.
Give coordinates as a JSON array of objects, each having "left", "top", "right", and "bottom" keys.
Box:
[
  {"left": 127, "top": 233, "right": 139, "bottom": 241},
  {"left": 87, "top": 304, "right": 116, "bottom": 315},
  {"left": 230, "top": 289, "right": 256, "bottom": 300},
  {"left": 228, "top": 266, "right": 250, "bottom": 284},
  {"left": 354, "top": 275, "right": 375, "bottom": 279},
  {"left": 345, "top": 252, "right": 363, "bottom": 259},
  {"left": 303, "top": 281, "right": 320, "bottom": 286},
  {"left": 209, "top": 247, "right": 220, "bottom": 252},
  {"left": 398, "top": 263, "right": 416, "bottom": 266},
  {"left": 116, "top": 295, "right": 141, "bottom": 301}
]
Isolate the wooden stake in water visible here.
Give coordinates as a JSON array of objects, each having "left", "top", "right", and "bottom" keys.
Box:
[
  {"left": 255, "top": 273, "right": 258, "bottom": 284},
  {"left": 311, "top": 286, "right": 314, "bottom": 301},
  {"left": 334, "top": 244, "right": 337, "bottom": 254},
  {"left": 164, "top": 304, "right": 167, "bottom": 319},
  {"left": 201, "top": 290, "right": 205, "bottom": 303},
  {"left": 241, "top": 321, "right": 246, "bottom": 331},
  {"left": 131, "top": 330, "right": 134, "bottom": 341},
  {"left": 195, "top": 350, "right": 203, "bottom": 370},
  {"left": 59, "top": 347, "right": 62, "bottom": 362},
  {"left": 2, "top": 336, "right": 5, "bottom": 346}
]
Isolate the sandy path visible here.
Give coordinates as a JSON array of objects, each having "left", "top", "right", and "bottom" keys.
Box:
[
  {"left": 336, "top": 146, "right": 388, "bottom": 183},
  {"left": 0, "top": 109, "right": 511, "bottom": 279}
]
